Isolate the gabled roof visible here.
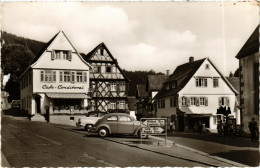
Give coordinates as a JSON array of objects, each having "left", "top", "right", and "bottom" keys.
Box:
[
  {"left": 81, "top": 42, "right": 130, "bottom": 82},
  {"left": 155, "top": 58, "right": 238, "bottom": 99},
  {"left": 127, "top": 97, "right": 139, "bottom": 111},
  {"left": 19, "top": 31, "right": 92, "bottom": 79},
  {"left": 155, "top": 58, "right": 206, "bottom": 98},
  {"left": 236, "top": 25, "right": 259, "bottom": 59},
  {"left": 147, "top": 75, "right": 168, "bottom": 91},
  {"left": 226, "top": 77, "right": 239, "bottom": 93},
  {"left": 136, "top": 84, "right": 148, "bottom": 99}
]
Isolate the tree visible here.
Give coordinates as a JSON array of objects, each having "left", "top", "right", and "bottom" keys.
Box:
[
  {"left": 1, "top": 44, "right": 35, "bottom": 80},
  {"left": 234, "top": 68, "right": 239, "bottom": 77},
  {"left": 229, "top": 71, "right": 234, "bottom": 77}
]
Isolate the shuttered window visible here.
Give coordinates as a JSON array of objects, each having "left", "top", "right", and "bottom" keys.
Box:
[
  {"left": 51, "top": 50, "right": 72, "bottom": 61},
  {"left": 218, "top": 97, "right": 230, "bottom": 106}
]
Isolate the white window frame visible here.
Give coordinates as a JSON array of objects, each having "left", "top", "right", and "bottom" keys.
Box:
[
  {"left": 190, "top": 97, "right": 196, "bottom": 106},
  {"left": 76, "top": 72, "right": 83, "bottom": 82},
  {"left": 64, "top": 71, "right": 70, "bottom": 82},
  {"left": 181, "top": 97, "right": 187, "bottom": 106},
  {"left": 213, "top": 77, "right": 219, "bottom": 87},
  {"left": 119, "top": 101, "right": 125, "bottom": 109},
  {"left": 199, "top": 97, "right": 206, "bottom": 106},
  {"left": 110, "top": 102, "right": 116, "bottom": 109},
  {"left": 111, "top": 83, "right": 117, "bottom": 91},
  {"left": 196, "top": 78, "right": 207, "bottom": 87}
]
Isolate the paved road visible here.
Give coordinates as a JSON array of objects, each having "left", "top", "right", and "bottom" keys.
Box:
[
  {"left": 167, "top": 132, "right": 259, "bottom": 167},
  {"left": 2, "top": 116, "right": 208, "bottom": 167}
]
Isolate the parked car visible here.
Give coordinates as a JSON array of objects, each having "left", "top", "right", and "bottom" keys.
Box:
[
  {"left": 76, "top": 111, "right": 108, "bottom": 131},
  {"left": 91, "top": 113, "right": 148, "bottom": 138},
  {"left": 11, "top": 100, "right": 20, "bottom": 109}
]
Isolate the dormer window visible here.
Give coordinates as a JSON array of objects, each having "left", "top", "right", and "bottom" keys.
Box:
[{"left": 52, "top": 50, "right": 72, "bottom": 61}]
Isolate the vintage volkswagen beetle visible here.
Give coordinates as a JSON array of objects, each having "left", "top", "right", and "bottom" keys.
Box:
[{"left": 91, "top": 113, "right": 147, "bottom": 138}]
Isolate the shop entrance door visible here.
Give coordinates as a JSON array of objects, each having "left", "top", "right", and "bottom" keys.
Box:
[
  {"left": 178, "top": 115, "right": 184, "bottom": 132},
  {"left": 35, "top": 97, "right": 41, "bottom": 114}
]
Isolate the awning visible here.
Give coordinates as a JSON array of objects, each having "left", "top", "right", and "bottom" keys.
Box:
[
  {"left": 187, "top": 113, "right": 212, "bottom": 117},
  {"left": 46, "top": 93, "right": 89, "bottom": 99}
]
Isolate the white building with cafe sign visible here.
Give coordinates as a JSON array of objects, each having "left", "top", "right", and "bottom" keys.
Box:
[{"left": 19, "top": 31, "right": 91, "bottom": 123}]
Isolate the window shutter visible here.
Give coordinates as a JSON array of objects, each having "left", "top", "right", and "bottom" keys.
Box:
[
  {"left": 187, "top": 97, "right": 190, "bottom": 106},
  {"left": 195, "top": 78, "right": 198, "bottom": 87},
  {"left": 83, "top": 72, "right": 87, "bottom": 82},
  {"left": 205, "top": 97, "right": 208, "bottom": 106},
  {"left": 116, "top": 102, "right": 119, "bottom": 109},
  {"left": 53, "top": 71, "right": 56, "bottom": 82},
  {"left": 70, "top": 72, "right": 74, "bottom": 82},
  {"left": 205, "top": 79, "right": 207, "bottom": 87},
  {"left": 51, "top": 50, "right": 55, "bottom": 60},
  {"left": 226, "top": 97, "right": 230, "bottom": 106},
  {"left": 68, "top": 50, "right": 72, "bottom": 61},
  {"left": 218, "top": 97, "right": 222, "bottom": 106},
  {"left": 178, "top": 97, "right": 182, "bottom": 107},
  {"left": 196, "top": 97, "right": 199, "bottom": 106},
  {"left": 60, "top": 71, "right": 63, "bottom": 82},
  {"left": 107, "top": 83, "right": 111, "bottom": 91}
]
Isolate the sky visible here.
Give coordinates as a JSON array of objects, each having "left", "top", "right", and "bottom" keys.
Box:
[{"left": 1, "top": 1, "right": 259, "bottom": 77}]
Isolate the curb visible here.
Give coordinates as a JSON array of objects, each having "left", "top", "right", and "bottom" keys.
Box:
[
  {"left": 150, "top": 135, "right": 249, "bottom": 167},
  {"left": 1, "top": 151, "right": 11, "bottom": 167}
]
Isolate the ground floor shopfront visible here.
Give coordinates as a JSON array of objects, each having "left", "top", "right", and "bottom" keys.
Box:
[
  {"left": 29, "top": 92, "right": 90, "bottom": 123},
  {"left": 165, "top": 108, "right": 240, "bottom": 132}
]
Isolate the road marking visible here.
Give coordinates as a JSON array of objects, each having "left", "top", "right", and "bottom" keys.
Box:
[
  {"left": 82, "top": 153, "right": 117, "bottom": 167},
  {"left": 8, "top": 124, "right": 62, "bottom": 146}
]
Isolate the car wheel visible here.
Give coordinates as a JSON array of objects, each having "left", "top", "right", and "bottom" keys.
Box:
[
  {"left": 98, "top": 127, "right": 109, "bottom": 137},
  {"left": 85, "top": 124, "right": 93, "bottom": 132}
]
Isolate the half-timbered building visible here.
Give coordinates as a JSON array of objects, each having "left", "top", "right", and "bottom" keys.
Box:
[{"left": 82, "top": 43, "right": 129, "bottom": 113}]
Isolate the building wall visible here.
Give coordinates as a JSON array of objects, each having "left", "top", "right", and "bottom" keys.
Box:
[
  {"left": 240, "top": 53, "right": 259, "bottom": 135},
  {"left": 33, "top": 69, "right": 89, "bottom": 94},
  {"left": 156, "top": 59, "right": 237, "bottom": 130},
  {"left": 20, "top": 70, "right": 33, "bottom": 114}
]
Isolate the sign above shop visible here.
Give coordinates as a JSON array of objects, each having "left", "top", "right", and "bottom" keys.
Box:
[{"left": 42, "top": 84, "right": 84, "bottom": 90}]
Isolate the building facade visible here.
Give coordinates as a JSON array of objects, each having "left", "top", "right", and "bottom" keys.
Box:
[
  {"left": 82, "top": 43, "right": 129, "bottom": 113},
  {"left": 236, "top": 26, "right": 259, "bottom": 135},
  {"left": 19, "top": 31, "right": 91, "bottom": 123},
  {"left": 155, "top": 57, "right": 238, "bottom": 131}
]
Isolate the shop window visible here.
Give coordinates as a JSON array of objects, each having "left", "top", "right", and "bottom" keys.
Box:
[
  {"left": 213, "top": 77, "right": 219, "bottom": 87},
  {"left": 196, "top": 78, "right": 207, "bottom": 87}
]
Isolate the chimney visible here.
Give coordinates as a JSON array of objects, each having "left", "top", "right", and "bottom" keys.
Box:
[
  {"left": 166, "top": 70, "right": 170, "bottom": 76},
  {"left": 189, "top": 56, "right": 194, "bottom": 62}
]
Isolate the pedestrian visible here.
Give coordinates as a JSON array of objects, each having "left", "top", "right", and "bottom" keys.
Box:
[
  {"left": 170, "top": 121, "right": 173, "bottom": 132},
  {"left": 217, "top": 120, "right": 224, "bottom": 136},
  {"left": 198, "top": 121, "right": 202, "bottom": 133},
  {"left": 248, "top": 118, "right": 258, "bottom": 142}
]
